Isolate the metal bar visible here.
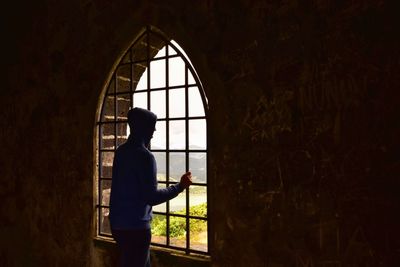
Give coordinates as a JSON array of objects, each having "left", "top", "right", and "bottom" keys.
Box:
[
  {"left": 114, "top": 72, "right": 117, "bottom": 151},
  {"left": 206, "top": 120, "right": 210, "bottom": 254},
  {"left": 98, "top": 233, "right": 113, "bottom": 238},
  {"left": 165, "top": 42, "right": 170, "bottom": 246},
  {"left": 106, "top": 84, "right": 198, "bottom": 96},
  {"left": 155, "top": 116, "right": 206, "bottom": 121},
  {"left": 151, "top": 149, "right": 206, "bottom": 153},
  {"left": 97, "top": 117, "right": 207, "bottom": 125},
  {"left": 148, "top": 243, "right": 209, "bottom": 256},
  {"left": 97, "top": 120, "right": 128, "bottom": 125},
  {"left": 152, "top": 211, "right": 207, "bottom": 221},
  {"left": 119, "top": 54, "right": 180, "bottom": 65},
  {"left": 98, "top": 125, "right": 102, "bottom": 236},
  {"left": 146, "top": 28, "right": 150, "bottom": 110},
  {"left": 99, "top": 149, "right": 116, "bottom": 152},
  {"left": 185, "top": 64, "right": 190, "bottom": 254},
  {"left": 157, "top": 181, "right": 207, "bottom": 187},
  {"left": 129, "top": 49, "right": 133, "bottom": 109},
  {"left": 96, "top": 205, "right": 111, "bottom": 209}
]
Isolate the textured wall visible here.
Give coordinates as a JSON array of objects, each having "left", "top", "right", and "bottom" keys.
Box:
[{"left": 1, "top": 0, "right": 399, "bottom": 266}]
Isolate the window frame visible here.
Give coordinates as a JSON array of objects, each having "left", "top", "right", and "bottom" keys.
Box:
[{"left": 95, "top": 25, "right": 209, "bottom": 256}]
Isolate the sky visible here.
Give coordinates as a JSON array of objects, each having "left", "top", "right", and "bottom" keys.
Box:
[{"left": 127, "top": 41, "right": 207, "bottom": 150}]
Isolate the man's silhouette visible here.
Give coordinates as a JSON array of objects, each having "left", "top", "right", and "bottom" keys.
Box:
[{"left": 109, "top": 107, "right": 192, "bottom": 267}]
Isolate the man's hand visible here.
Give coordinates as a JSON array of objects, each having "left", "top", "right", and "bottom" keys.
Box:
[{"left": 180, "top": 171, "right": 192, "bottom": 190}]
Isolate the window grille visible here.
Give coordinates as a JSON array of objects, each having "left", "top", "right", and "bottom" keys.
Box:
[{"left": 96, "top": 26, "right": 208, "bottom": 254}]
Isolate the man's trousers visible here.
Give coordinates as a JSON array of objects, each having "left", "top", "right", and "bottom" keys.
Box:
[{"left": 112, "top": 228, "right": 151, "bottom": 267}]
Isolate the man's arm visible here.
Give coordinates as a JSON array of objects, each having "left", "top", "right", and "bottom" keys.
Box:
[{"left": 141, "top": 153, "right": 191, "bottom": 206}]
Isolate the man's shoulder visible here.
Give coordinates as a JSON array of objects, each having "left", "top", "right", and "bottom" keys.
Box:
[
  {"left": 140, "top": 147, "right": 154, "bottom": 160},
  {"left": 116, "top": 142, "right": 153, "bottom": 159},
  {"left": 115, "top": 142, "right": 127, "bottom": 155}
]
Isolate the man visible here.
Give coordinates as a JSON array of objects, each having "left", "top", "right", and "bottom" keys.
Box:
[{"left": 109, "top": 107, "right": 192, "bottom": 267}]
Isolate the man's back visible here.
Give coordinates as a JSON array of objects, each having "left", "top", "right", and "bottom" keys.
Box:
[
  {"left": 109, "top": 136, "right": 183, "bottom": 230},
  {"left": 109, "top": 139, "right": 153, "bottom": 230}
]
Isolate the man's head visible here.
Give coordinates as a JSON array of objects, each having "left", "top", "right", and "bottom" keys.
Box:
[{"left": 127, "top": 108, "right": 157, "bottom": 144}]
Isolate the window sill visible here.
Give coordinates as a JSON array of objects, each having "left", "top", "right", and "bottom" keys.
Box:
[{"left": 93, "top": 237, "right": 211, "bottom": 266}]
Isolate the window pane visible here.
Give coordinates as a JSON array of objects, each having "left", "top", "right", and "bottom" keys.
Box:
[
  {"left": 149, "top": 33, "right": 165, "bottom": 58},
  {"left": 168, "top": 57, "right": 185, "bottom": 87},
  {"left": 116, "top": 122, "right": 128, "bottom": 147},
  {"left": 189, "top": 153, "right": 207, "bottom": 183},
  {"left": 169, "top": 216, "right": 186, "bottom": 248},
  {"left": 188, "top": 70, "right": 196, "bottom": 84},
  {"left": 170, "top": 192, "right": 186, "bottom": 215},
  {"left": 169, "top": 120, "right": 186, "bottom": 149},
  {"left": 189, "top": 120, "right": 206, "bottom": 149},
  {"left": 188, "top": 87, "right": 205, "bottom": 117},
  {"left": 116, "top": 64, "right": 131, "bottom": 92},
  {"left": 106, "top": 77, "right": 115, "bottom": 94},
  {"left": 151, "top": 214, "right": 167, "bottom": 245},
  {"left": 133, "top": 92, "right": 147, "bottom": 109},
  {"left": 121, "top": 50, "right": 131, "bottom": 63},
  {"left": 169, "top": 89, "right": 185, "bottom": 118},
  {"left": 153, "top": 183, "right": 166, "bottom": 213},
  {"left": 116, "top": 94, "right": 130, "bottom": 121},
  {"left": 150, "top": 90, "right": 166, "bottom": 119},
  {"left": 151, "top": 121, "right": 166, "bottom": 149},
  {"left": 131, "top": 34, "right": 147, "bottom": 62},
  {"left": 101, "top": 180, "right": 112, "bottom": 206},
  {"left": 101, "top": 151, "right": 114, "bottom": 167},
  {"left": 150, "top": 59, "right": 166, "bottom": 88},
  {"left": 101, "top": 165, "right": 112, "bottom": 179},
  {"left": 189, "top": 186, "right": 207, "bottom": 217},
  {"left": 168, "top": 45, "right": 178, "bottom": 56},
  {"left": 133, "top": 62, "right": 147, "bottom": 91},
  {"left": 154, "top": 45, "right": 166, "bottom": 58},
  {"left": 101, "top": 95, "right": 115, "bottom": 122},
  {"left": 100, "top": 124, "right": 114, "bottom": 150},
  {"left": 101, "top": 152, "right": 114, "bottom": 178},
  {"left": 153, "top": 152, "right": 166, "bottom": 181},
  {"left": 100, "top": 208, "right": 111, "bottom": 235},
  {"left": 190, "top": 218, "right": 207, "bottom": 252},
  {"left": 126, "top": 123, "right": 131, "bottom": 137},
  {"left": 169, "top": 152, "right": 185, "bottom": 182}
]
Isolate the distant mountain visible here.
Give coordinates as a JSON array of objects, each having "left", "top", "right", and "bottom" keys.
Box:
[
  {"left": 151, "top": 144, "right": 206, "bottom": 150},
  {"left": 153, "top": 152, "right": 206, "bottom": 183}
]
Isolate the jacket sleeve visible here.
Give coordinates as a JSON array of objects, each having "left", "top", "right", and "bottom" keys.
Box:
[{"left": 141, "top": 152, "right": 184, "bottom": 206}]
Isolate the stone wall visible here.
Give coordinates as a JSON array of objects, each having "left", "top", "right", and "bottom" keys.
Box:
[{"left": 1, "top": 0, "right": 399, "bottom": 266}]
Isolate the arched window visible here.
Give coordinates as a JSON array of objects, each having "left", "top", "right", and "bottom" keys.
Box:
[{"left": 96, "top": 26, "right": 208, "bottom": 254}]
